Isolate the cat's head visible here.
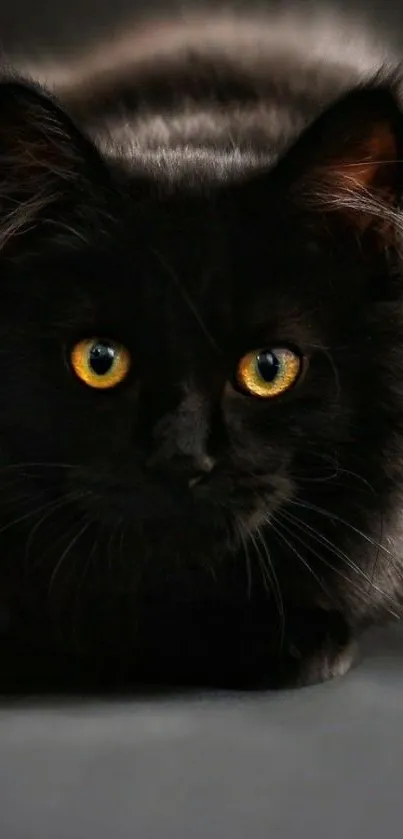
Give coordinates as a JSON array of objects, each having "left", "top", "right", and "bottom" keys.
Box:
[{"left": 1, "top": 76, "right": 403, "bottom": 607}]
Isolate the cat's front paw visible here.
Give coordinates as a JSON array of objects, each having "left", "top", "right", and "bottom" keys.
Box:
[
  {"left": 269, "top": 610, "right": 357, "bottom": 689},
  {"left": 280, "top": 634, "right": 357, "bottom": 689}
]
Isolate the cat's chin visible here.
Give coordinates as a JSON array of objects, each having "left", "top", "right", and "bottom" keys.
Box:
[{"left": 73, "top": 472, "right": 275, "bottom": 527}]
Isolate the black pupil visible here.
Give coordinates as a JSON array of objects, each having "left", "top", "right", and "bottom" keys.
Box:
[
  {"left": 256, "top": 350, "right": 279, "bottom": 382},
  {"left": 89, "top": 342, "right": 116, "bottom": 376}
]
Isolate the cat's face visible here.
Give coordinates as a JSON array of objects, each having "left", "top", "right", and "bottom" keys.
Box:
[{"left": 1, "top": 80, "right": 403, "bottom": 596}]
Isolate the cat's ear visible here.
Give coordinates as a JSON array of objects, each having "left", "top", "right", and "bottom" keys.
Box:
[
  {"left": 289, "top": 85, "right": 403, "bottom": 242},
  {"left": 0, "top": 79, "right": 103, "bottom": 250}
]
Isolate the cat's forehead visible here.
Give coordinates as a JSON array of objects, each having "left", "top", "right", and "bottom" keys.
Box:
[{"left": 49, "top": 214, "right": 330, "bottom": 346}]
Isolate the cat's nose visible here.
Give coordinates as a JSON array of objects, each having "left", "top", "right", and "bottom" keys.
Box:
[
  {"left": 187, "top": 455, "right": 216, "bottom": 487},
  {"left": 145, "top": 451, "right": 215, "bottom": 487}
]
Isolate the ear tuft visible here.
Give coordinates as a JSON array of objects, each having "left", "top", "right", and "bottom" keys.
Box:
[
  {"left": 292, "top": 85, "right": 403, "bottom": 242},
  {"left": 0, "top": 79, "right": 100, "bottom": 251}
]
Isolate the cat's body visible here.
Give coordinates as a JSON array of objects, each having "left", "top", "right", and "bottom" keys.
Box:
[{"left": 1, "top": 8, "right": 403, "bottom": 689}]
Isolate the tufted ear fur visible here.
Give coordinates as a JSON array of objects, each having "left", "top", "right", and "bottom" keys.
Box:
[
  {"left": 0, "top": 79, "right": 106, "bottom": 252},
  {"left": 288, "top": 85, "right": 403, "bottom": 243}
]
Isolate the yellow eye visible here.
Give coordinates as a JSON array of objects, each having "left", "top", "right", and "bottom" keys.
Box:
[
  {"left": 70, "top": 338, "right": 131, "bottom": 389},
  {"left": 236, "top": 347, "right": 301, "bottom": 398}
]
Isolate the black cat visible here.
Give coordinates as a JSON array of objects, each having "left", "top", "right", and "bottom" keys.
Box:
[{"left": 1, "top": 11, "right": 403, "bottom": 690}]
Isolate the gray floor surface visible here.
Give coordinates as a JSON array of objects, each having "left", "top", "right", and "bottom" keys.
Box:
[{"left": 0, "top": 626, "right": 401, "bottom": 838}]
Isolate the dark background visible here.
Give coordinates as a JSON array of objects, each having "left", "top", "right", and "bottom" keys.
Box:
[{"left": 1, "top": 0, "right": 403, "bottom": 55}]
